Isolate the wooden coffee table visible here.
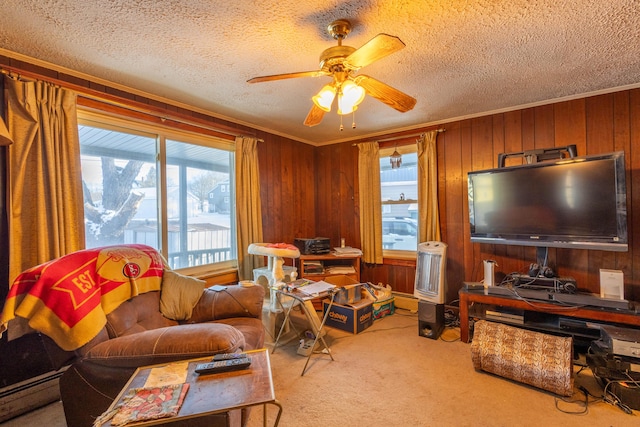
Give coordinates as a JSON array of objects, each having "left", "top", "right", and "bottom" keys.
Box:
[{"left": 101, "top": 348, "right": 281, "bottom": 427}]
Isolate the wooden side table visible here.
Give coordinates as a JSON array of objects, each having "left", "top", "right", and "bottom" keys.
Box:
[
  {"left": 100, "top": 348, "right": 281, "bottom": 427},
  {"left": 297, "top": 253, "right": 361, "bottom": 282}
]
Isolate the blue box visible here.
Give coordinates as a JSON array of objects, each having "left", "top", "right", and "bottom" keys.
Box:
[{"left": 322, "top": 298, "right": 373, "bottom": 334}]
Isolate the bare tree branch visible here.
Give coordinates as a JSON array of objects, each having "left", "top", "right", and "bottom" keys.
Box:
[{"left": 101, "top": 158, "right": 144, "bottom": 210}]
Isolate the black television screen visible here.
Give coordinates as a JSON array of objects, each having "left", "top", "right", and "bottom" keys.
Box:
[{"left": 467, "top": 151, "right": 628, "bottom": 251}]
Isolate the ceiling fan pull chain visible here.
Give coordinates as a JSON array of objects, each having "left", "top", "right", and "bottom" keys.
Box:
[
  {"left": 352, "top": 111, "right": 356, "bottom": 129},
  {"left": 340, "top": 114, "right": 344, "bottom": 131}
]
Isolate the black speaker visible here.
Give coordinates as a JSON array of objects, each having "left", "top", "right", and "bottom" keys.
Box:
[{"left": 418, "top": 301, "right": 444, "bottom": 340}]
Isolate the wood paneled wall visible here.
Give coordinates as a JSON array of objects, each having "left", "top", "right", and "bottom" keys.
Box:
[
  {"left": 314, "top": 143, "right": 360, "bottom": 250},
  {"left": 3, "top": 55, "right": 638, "bottom": 305},
  {"left": 315, "top": 89, "right": 640, "bottom": 305},
  {"left": 257, "top": 132, "right": 316, "bottom": 247}
]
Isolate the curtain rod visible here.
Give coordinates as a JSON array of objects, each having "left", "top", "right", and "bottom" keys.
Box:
[
  {"left": 0, "top": 65, "right": 256, "bottom": 140},
  {"left": 351, "top": 128, "right": 445, "bottom": 146}
]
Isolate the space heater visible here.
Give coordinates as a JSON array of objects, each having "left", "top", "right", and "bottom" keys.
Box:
[{"left": 414, "top": 241, "right": 447, "bottom": 339}]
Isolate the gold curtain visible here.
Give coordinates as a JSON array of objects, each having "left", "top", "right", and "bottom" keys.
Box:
[
  {"left": 235, "top": 136, "right": 264, "bottom": 280},
  {"left": 0, "top": 116, "right": 13, "bottom": 146},
  {"left": 357, "top": 141, "right": 383, "bottom": 264},
  {"left": 417, "top": 130, "right": 441, "bottom": 243},
  {"left": 6, "top": 76, "right": 85, "bottom": 283}
]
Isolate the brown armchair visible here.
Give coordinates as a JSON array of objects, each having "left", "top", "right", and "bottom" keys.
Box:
[{"left": 60, "top": 283, "right": 265, "bottom": 427}]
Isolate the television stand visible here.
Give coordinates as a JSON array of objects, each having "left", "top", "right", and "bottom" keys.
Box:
[
  {"left": 459, "top": 285, "right": 640, "bottom": 344},
  {"left": 486, "top": 285, "right": 630, "bottom": 310}
]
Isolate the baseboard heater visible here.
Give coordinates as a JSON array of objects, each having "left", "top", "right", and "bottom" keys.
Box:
[
  {"left": 392, "top": 291, "right": 419, "bottom": 312},
  {"left": 392, "top": 291, "right": 461, "bottom": 316},
  {"left": 0, "top": 368, "right": 66, "bottom": 422}
]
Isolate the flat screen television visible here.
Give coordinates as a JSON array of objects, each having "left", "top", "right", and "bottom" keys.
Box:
[{"left": 467, "top": 151, "right": 628, "bottom": 252}]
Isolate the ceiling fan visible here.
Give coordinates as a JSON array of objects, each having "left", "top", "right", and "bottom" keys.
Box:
[{"left": 247, "top": 19, "right": 417, "bottom": 128}]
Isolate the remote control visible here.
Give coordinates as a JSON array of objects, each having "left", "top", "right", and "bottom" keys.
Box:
[
  {"left": 195, "top": 357, "right": 251, "bottom": 375},
  {"left": 213, "top": 353, "right": 245, "bottom": 361}
]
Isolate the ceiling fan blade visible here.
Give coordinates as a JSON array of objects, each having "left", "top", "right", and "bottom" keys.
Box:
[
  {"left": 355, "top": 75, "right": 417, "bottom": 112},
  {"left": 247, "top": 70, "right": 327, "bottom": 83},
  {"left": 303, "top": 104, "right": 326, "bottom": 127},
  {"left": 345, "top": 34, "right": 405, "bottom": 69}
]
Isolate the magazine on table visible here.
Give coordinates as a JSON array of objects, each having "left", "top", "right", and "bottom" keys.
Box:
[{"left": 93, "top": 382, "right": 189, "bottom": 426}]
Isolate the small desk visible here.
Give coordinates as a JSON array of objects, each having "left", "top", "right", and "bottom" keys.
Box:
[
  {"left": 100, "top": 348, "right": 281, "bottom": 427},
  {"left": 272, "top": 286, "right": 336, "bottom": 376}
]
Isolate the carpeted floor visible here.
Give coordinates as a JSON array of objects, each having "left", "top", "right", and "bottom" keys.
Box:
[
  {"left": 4, "top": 308, "right": 636, "bottom": 426},
  {"left": 248, "top": 309, "right": 636, "bottom": 427}
]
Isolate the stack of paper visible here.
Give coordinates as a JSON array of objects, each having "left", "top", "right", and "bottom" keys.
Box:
[
  {"left": 297, "top": 280, "right": 336, "bottom": 296},
  {"left": 333, "top": 247, "right": 363, "bottom": 256},
  {"left": 325, "top": 266, "right": 356, "bottom": 274}
]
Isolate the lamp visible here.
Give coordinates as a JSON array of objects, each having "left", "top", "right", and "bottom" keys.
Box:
[
  {"left": 312, "top": 84, "right": 337, "bottom": 112},
  {"left": 311, "top": 79, "right": 366, "bottom": 130},
  {"left": 0, "top": 117, "right": 13, "bottom": 146},
  {"left": 337, "top": 80, "right": 365, "bottom": 115},
  {"left": 390, "top": 146, "right": 402, "bottom": 169}
]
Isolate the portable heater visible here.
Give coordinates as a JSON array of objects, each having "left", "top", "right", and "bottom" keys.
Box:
[
  {"left": 414, "top": 241, "right": 447, "bottom": 304},
  {"left": 414, "top": 241, "right": 447, "bottom": 339}
]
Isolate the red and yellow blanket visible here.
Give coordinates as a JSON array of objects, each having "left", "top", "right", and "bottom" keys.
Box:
[{"left": 0, "top": 244, "right": 165, "bottom": 351}]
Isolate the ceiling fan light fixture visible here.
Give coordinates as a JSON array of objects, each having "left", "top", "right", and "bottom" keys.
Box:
[
  {"left": 390, "top": 147, "right": 402, "bottom": 169},
  {"left": 312, "top": 84, "right": 337, "bottom": 112},
  {"left": 337, "top": 80, "right": 365, "bottom": 115},
  {"left": 249, "top": 19, "right": 414, "bottom": 128}
]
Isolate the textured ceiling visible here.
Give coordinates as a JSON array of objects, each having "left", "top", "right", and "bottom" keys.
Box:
[{"left": 1, "top": 1, "right": 639, "bottom": 145}]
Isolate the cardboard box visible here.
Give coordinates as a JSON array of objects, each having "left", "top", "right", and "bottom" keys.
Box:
[
  {"left": 324, "top": 275, "right": 362, "bottom": 305},
  {"left": 323, "top": 274, "right": 360, "bottom": 287},
  {"left": 322, "top": 298, "right": 373, "bottom": 334},
  {"left": 372, "top": 296, "right": 395, "bottom": 319},
  {"left": 334, "top": 284, "right": 362, "bottom": 305}
]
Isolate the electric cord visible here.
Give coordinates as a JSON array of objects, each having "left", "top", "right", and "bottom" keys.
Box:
[
  {"left": 588, "top": 359, "right": 638, "bottom": 415},
  {"left": 490, "top": 272, "right": 585, "bottom": 311},
  {"left": 554, "top": 385, "right": 591, "bottom": 415},
  {"left": 444, "top": 307, "right": 460, "bottom": 328},
  {"left": 602, "top": 379, "right": 636, "bottom": 415},
  {"left": 437, "top": 327, "right": 461, "bottom": 342},
  {"left": 220, "top": 289, "right": 250, "bottom": 315},
  {"left": 554, "top": 366, "right": 634, "bottom": 416}
]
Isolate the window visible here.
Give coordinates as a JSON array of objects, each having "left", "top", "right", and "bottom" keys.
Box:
[
  {"left": 380, "top": 146, "right": 418, "bottom": 252},
  {"left": 78, "top": 110, "right": 236, "bottom": 273}
]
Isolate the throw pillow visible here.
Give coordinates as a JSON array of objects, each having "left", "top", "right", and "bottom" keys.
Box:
[{"left": 160, "top": 270, "right": 206, "bottom": 320}]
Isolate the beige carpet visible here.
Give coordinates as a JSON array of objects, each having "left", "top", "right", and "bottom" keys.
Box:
[
  {"left": 4, "top": 309, "right": 636, "bottom": 426},
  {"left": 247, "top": 309, "right": 635, "bottom": 427}
]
